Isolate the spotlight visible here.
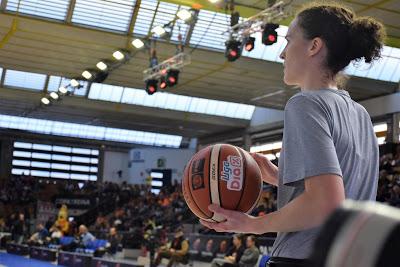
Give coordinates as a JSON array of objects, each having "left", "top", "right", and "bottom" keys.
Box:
[
  {"left": 145, "top": 79, "right": 158, "bottom": 95},
  {"left": 177, "top": 9, "right": 192, "bottom": 22},
  {"left": 58, "top": 86, "right": 68, "bottom": 94},
  {"left": 82, "top": 70, "right": 92, "bottom": 80},
  {"left": 41, "top": 97, "right": 50, "bottom": 105},
  {"left": 161, "top": 68, "right": 168, "bottom": 75},
  {"left": 70, "top": 79, "right": 80, "bottom": 88},
  {"left": 96, "top": 61, "right": 108, "bottom": 71},
  {"left": 160, "top": 77, "right": 168, "bottom": 89},
  {"left": 50, "top": 92, "right": 59, "bottom": 100},
  {"left": 262, "top": 23, "right": 279, "bottom": 46},
  {"left": 82, "top": 69, "right": 109, "bottom": 83},
  {"left": 151, "top": 26, "right": 166, "bottom": 37},
  {"left": 166, "top": 69, "right": 180, "bottom": 87},
  {"left": 244, "top": 37, "right": 255, "bottom": 52},
  {"left": 225, "top": 40, "right": 242, "bottom": 62},
  {"left": 132, "top": 39, "right": 145, "bottom": 49},
  {"left": 113, "top": 50, "right": 125, "bottom": 60}
]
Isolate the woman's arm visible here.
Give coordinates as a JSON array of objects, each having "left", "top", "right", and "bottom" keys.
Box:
[
  {"left": 200, "top": 174, "right": 345, "bottom": 234},
  {"left": 251, "top": 153, "right": 279, "bottom": 187}
]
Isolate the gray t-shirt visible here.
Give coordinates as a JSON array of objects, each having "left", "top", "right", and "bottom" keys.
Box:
[{"left": 271, "top": 89, "right": 379, "bottom": 259}]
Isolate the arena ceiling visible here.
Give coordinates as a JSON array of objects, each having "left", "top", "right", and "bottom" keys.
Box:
[{"left": 0, "top": 0, "right": 399, "bottom": 142}]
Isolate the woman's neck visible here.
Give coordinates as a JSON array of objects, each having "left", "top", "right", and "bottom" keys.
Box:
[{"left": 300, "top": 69, "right": 337, "bottom": 92}]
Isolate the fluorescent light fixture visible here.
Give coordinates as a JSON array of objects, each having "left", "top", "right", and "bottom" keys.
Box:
[
  {"left": 50, "top": 92, "right": 59, "bottom": 100},
  {"left": 113, "top": 50, "right": 125, "bottom": 60},
  {"left": 373, "top": 123, "right": 387, "bottom": 133},
  {"left": 70, "top": 79, "right": 80, "bottom": 87},
  {"left": 177, "top": 9, "right": 192, "bottom": 21},
  {"left": 41, "top": 97, "right": 50, "bottom": 105},
  {"left": 151, "top": 26, "right": 166, "bottom": 36},
  {"left": 96, "top": 61, "right": 108, "bottom": 71},
  {"left": 82, "top": 70, "right": 92, "bottom": 80},
  {"left": 58, "top": 86, "right": 68, "bottom": 94},
  {"left": 151, "top": 172, "right": 163, "bottom": 179},
  {"left": 131, "top": 39, "right": 145, "bottom": 49}
]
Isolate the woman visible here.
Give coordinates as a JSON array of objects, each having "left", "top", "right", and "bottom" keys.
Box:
[{"left": 200, "top": 2, "right": 386, "bottom": 266}]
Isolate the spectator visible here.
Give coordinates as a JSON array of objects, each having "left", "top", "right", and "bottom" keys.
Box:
[
  {"left": 12, "top": 213, "right": 27, "bottom": 244},
  {"left": 78, "top": 225, "right": 96, "bottom": 247},
  {"left": 45, "top": 216, "right": 54, "bottom": 231},
  {"left": 211, "top": 234, "right": 245, "bottom": 267},
  {"left": 214, "top": 240, "right": 228, "bottom": 258},
  {"left": 49, "top": 225, "right": 63, "bottom": 244},
  {"left": 237, "top": 236, "right": 260, "bottom": 267},
  {"left": 154, "top": 227, "right": 189, "bottom": 267},
  {"left": 106, "top": 227, "right": 122, "bottom": 255},
  {"left": 28, "top": 223, "right": 49, "bottom": 246}
]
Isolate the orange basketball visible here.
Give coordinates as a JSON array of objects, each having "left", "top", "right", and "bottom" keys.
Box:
[{"left": 182, "top": 144, "right": 262, "bottom": 222}]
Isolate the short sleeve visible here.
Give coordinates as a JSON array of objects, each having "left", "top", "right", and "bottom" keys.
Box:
[{"left": 282, "top": 95, "right": 342, "bottom": 185}]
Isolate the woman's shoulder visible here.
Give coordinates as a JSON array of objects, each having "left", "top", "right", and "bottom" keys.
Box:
[{"left": 286, "top": 89, "right": 351, "bottom": 112}]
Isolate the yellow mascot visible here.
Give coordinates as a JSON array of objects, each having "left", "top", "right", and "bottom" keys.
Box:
[{"left": 55, "top": 204, "right": 69, "bottom": 234}]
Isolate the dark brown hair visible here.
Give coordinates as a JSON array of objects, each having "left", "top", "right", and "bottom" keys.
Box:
[{"left": 296, "top": 1, "right": 386, "bottom": 76}]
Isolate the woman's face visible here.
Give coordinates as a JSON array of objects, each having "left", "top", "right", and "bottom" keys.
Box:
[{"left": 280, "top": 17, "right": 312, "bottom": 86}]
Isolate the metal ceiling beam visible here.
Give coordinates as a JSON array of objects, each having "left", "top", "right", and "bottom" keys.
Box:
[{"left": 160, "top": 0, "right": 263, "bottom": 18}]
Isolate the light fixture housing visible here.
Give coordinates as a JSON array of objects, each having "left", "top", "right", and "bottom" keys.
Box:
[
  {"left": 58, "top": 86, "right": 68, "bottom": 94},
  {"left": 82, "top": 70, "right": 93, "bottom": 80},
  {"left": 50, "top": 92, "right": 59, "bottom": 100},
  {"left": 177, "top": 9, "right": 192, "bottom": 21},
  {"left": 151, "top": 25, "right": 167, "bottom": 37},
  {"left": 70, "top": 79, "right": 80, "bottom": 88},
  {"left": 41, "top": 97, "right": 50, "bottom": 105},
  {"left": 96, "top": 61, "right": 108, "bottom": 71},
  {"left": 113, "top": 50, "right": 125, "bottom": 60},
  {"left": 131, "top": 39, "right": 145, "bottom": 49}
]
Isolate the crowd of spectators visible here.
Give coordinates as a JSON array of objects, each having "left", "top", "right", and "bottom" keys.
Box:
[
  {"left": 0, "top": 144, "right": 399, "bottom": 263},
  {"left": 377, "top": 144, "right": 400, "bottom": 206}
]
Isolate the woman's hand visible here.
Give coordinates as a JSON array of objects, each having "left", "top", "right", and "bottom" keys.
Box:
[
  {"left": 199, "top": 204, "right": 261, "bottom": 234},
  {"left": 250, "top": 153, "right": 279, "bottom": 186}
]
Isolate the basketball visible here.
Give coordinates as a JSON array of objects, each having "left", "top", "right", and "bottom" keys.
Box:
[{"left": 182, "top": 144, "right": 262, "bottom": 222}]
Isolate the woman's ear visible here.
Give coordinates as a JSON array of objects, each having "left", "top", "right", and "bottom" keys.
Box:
[{"left": 309, "top": 37, "right": 324, "bottom": 57}]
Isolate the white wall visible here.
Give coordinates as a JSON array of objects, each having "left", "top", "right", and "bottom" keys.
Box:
[
  {"left": 103, "top": 151, "right": 130, "bottom": 183},
  {"left": 250, "top": 107, "right": 284, "bottom": 127},
  {"left": 128, "top": 148, "right": 195, "bottom": 184},
  {"left": 360, "top": 92, "right": 400, "bottom": 118}
]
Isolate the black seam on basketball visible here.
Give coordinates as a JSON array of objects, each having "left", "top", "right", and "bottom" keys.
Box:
[
  {"left": 208, "top": 146, "right": 214, "bottom": 219},
  {"left": 234, "top": 149, "right": 247, "bottom": 211},
  {"left": 187, "top": 157, "right": 211, "bottom": 219},
  {"left": 217, "top": 145, "right": 222, "bottom": 208}
]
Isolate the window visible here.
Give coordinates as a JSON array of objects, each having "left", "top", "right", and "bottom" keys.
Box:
[
  {"left": 6, "top": 0, "right": 70, "bottom": 21},
  {"left": 72, "top": 0, "right": 136, "bottom": 32},
  {"left": 0, "top": 114, "right": 182, "bottom": 147},
  {"left": 11, "top": 141, "right": 100, "bottom": 181},
  {"left": 4, "top": 69, "right": 46, "bottom": 90}
]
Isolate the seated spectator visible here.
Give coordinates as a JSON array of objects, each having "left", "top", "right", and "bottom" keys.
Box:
[
  {"left": 211, "top": 234, "right": 245, "bottom": 267},
  {"left": 106, "top": 227, "right": 122, "bottom": 255},
  {"left": 28, "top": 223, "right": 49, "bottom": 246},
  {"left": 49, "top": 225, "right": 63, "bottom": 244},
  {"left": 154, "top": 227, "right": 189, "bottom": 267},
  {"left": 237, "top": 235, "right": 260, "bottom": 267},
  {"left": 94, "top": 213, "right": 109, "bottom": 232},
  {"left": 215, "top": 240, "right": 228, "bottom": 258},
  {"left": 78, "top": 224, "right": 96, "bottom": 247}
]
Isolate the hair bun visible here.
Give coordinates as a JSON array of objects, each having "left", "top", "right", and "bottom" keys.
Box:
[{"left": 348, "top": 17, "right": 386, "bottom": 63}]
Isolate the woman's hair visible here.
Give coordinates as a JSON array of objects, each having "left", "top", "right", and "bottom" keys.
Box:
[{"left": 296, "top": 1, "right": 386, "bottom": 76}]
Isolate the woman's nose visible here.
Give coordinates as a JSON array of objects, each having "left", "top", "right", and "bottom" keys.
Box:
[{"left": 279, "top": 50, "right": 285, "bottom": 60}]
